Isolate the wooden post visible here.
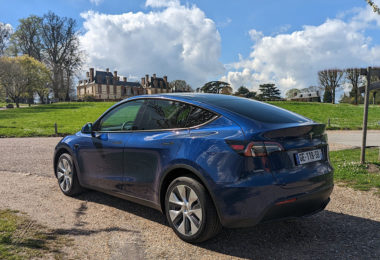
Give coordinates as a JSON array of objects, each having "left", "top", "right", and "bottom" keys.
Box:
[
  {"left": 54, "top": 123, "right": 58, "bottom": 135},
  {"left": 361, "top": 67, "right": 371, "bottom": 164}
]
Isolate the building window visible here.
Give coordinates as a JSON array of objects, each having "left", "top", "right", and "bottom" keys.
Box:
[
  {"left": 114, "top": 85, "right": 117, "bottom": 94},
  {"left": 107, "top": 85, "right": 110, "bottom": 94},
  {"left": 98, "top": 85, "right": 101, "bottom": 93}
]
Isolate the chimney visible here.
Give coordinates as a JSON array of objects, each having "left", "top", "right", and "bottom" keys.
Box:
[
  {"left": 151, "top": 77, "right": 155, "bottom": 87},
  {"left": 106, "top": 68, "right": 109, "bottom": 72},
  {"left": 153, "top": 73, "right": 156, "bottom": 79},
  {"left": 86, "top": 71, "right": 89, "bottom": 78},
  {"left": 123, "top": 77, "right": 127, "bottom": 82},
  {"left": 145, "top": 74, "right": 149, "bottom": 84},
  {"left": 90, "top": 68, "right": 94, "bottom": 82},
  {"left": 114, "top": 71, "right": 117, "bottom": 78},
  {"left": 141, "top": 77, "right": 145, "bottom": 86},
  {"left": 106, "top": 76, "right": 110, "bottom": 85},
  {"left": 163, "top": 76, "right": 167, "bottom": 84}
]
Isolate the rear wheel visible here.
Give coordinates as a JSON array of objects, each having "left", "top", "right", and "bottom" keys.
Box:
[
  {"left": 56, "top": 153, "right": 83, "bottom": 196},
  {"left": 165, "top": 176, "right": 221, "bottom": 243}
]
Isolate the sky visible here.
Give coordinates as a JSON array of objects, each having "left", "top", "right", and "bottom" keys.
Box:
[{"left": 1, "top": 0, "right": 380, "bottom": 97}]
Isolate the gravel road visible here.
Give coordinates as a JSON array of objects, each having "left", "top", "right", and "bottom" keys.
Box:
[{"left": 0, "top": 137, "right": 379, "bottom": 259}]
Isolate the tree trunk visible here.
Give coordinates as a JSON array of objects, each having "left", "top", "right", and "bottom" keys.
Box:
[
  {"left": 332, "top": 87, "right": 335, "bottom": 104},
  {"left": 15, "top": 97, "right": 20, "bottom": 108},
  {"left": 354, "top": 87, "right": 358, "bottom": 105}
]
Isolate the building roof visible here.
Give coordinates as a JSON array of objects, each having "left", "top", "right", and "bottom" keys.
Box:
[{"left": 94, "top": 71, "right": 141, "bottom": 87}]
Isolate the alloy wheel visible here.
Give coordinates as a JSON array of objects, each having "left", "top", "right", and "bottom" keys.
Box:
[
  {"left": 168, "top": 184, "right": 203, "bottom": 236},
  {"left": 57, "top": 157, "right": 73, "bottom": 192}
]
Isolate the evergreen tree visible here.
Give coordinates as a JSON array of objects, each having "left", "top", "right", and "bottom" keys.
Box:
[{"left": 258, "top": 83, "right": 281, "bottom": 100}]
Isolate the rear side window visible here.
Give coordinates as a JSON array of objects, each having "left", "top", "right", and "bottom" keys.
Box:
[
  {"left": 135, "top": 99, "right": 217, "bottom": 130},
  {"left": 185, "top": 107, "right": 216, "bottom": 127},
  {"left": 136, "top": 99, "right": 192, "bottom": 130}
]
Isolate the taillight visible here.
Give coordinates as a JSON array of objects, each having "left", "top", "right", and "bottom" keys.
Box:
[
  {"left": 244, "top": 141, "right": 283, "bottom": 157},
  {"left": 228, "top": 141, "right": 283, "bottom": 157}
]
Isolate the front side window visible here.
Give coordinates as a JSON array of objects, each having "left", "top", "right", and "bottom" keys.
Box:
[{"left": 98, "top": 100, "right": 144, "bottom": 131}]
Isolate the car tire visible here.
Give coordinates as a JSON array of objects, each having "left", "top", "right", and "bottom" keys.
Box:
[
  {"left": 56, "top": 153, "right": 83, "bottom": 196},
  {"left": 165, "top": 176, "right": 222, "bottom": 243}
]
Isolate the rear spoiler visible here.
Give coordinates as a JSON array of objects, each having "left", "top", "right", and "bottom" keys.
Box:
[{"left": 262, "top": 124, "right": 326, "bottom": 139}]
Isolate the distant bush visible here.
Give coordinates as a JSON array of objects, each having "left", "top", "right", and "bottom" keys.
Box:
[
  {"left": 6, "top": 103, "right": 14, "bottom": 109},
  {"left": 82, "top": 95, "right": 96, "bottom": 102}
]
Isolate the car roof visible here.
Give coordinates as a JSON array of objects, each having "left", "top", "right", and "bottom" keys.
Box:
[{"left": 129, "top": 93, "right": 242, "bottom": 103}]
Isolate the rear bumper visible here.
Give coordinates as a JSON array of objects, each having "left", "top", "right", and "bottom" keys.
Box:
[{"left": 212, "top": 164, "right": 334, "bottom": 228}]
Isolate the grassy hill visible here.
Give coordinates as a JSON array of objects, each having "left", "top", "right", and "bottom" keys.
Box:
[
  {"left": 0, "top": 101, "right": 379, "bottom": 137},
  {"left": 269, "top": 101, "right": 380, "bottom": 130}
]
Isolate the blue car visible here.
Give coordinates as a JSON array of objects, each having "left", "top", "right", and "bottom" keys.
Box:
[{"left": 54, "top": 93, "right": 333, "bottom": 242}]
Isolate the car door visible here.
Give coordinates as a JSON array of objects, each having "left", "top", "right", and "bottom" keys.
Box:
[
  {"left": 122, "top": 99, "right": 192, "bottom": 201},
  {"left": 76, "top": 99, "right": 144, "bottom": 192}
]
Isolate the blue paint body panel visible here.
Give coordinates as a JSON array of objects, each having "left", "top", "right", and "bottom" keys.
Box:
[{"left": 54, "top": 94, "right": 333, "bottom": 227}]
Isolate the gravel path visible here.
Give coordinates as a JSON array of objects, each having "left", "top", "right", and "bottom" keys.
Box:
[{"left": 0, "top": 137, "right": 379, "bottom": 259}]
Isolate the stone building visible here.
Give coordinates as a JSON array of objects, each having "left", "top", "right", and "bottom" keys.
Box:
[
  {"left": 77, "top": 68, "right": 171, "bottom": 100},
  {"left": 289, "top": 91, "right": 321, "bottom": 102},
  {"left": 140, "top": 74, "right": 170, "bottom": 94}
]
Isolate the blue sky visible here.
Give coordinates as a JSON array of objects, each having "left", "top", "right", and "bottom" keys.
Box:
[{"left": 1, "top": 0, "right": 380, "bottom": 95}]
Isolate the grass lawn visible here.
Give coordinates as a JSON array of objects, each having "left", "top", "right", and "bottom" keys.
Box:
[
  {"left": 0, "top": 209, "right": 71, "bottom": 259},
  {"left": 269, "top": 101, "right": 380, "bottom": 130},
  {"left": 0, "top": 101, "right": 379, "bottom": 137},
  {"left": 330, "top": 147, "right": 380, "bottom": 193},
  {"left": 0, "top": 102, "right": 115, "bottom": 137}
]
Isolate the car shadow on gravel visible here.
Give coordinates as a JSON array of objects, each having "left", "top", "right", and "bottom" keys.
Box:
[{"left": 74, "top": 190, "right": 380, "bottom": 259}]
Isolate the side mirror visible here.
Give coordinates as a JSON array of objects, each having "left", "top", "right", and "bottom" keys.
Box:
[{"left": 81, "top": 122, "right": 93, "bottom": 134}]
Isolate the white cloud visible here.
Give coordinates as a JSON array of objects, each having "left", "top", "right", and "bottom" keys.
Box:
[
  {"left": 80, "top": 1, "right": 224, "bottom": 87},
  {"left": 145, "top": 0, "right": 180, "bottom": 8},
  {"left": 89, "top": 0, "right": 103, "bottom": 6},
  {"left": 223, "top": 5, "right": 380, "bottom": 96}
]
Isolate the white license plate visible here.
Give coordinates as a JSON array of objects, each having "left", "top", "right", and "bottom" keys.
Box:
[{"left": 296, "top": 149, "right": 322, "bottom": 165}]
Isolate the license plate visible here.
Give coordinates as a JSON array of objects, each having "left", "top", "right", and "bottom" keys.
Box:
[{"left": 295, "top": 149, "right": 322, "bottom": 165}]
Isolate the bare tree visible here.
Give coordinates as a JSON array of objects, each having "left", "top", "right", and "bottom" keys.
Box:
[
  {"left": 318, "top": 69, "right": 344, "bottom": 104},
  {"left": 41, "top": 12, "right": 81, "bottom": 100},
  {"left": 169, "top": 80, "right": 193, "bottom": 92},
  {"left": 0, "top": 22, "right": 13, "bottom": 56},
  {"left": 366, "top": 0, "right": 380, "bottom": 14},
  {"left": 345, "top": 68, "right": 363, "bottom": 105},
  {"left": 11, "top": 16, "right": 43, "bottom": 61}
]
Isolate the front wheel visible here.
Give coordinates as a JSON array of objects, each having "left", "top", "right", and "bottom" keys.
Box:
[
  {"left": 165, "top": 176, "right": 221, "bottom": 243},
  {"left": 56, "top": 153, "right": 83, "bottom": 196}
]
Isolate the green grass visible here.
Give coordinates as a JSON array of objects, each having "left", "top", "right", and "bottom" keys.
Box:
[
  {"left": 269, "top": 101, "right": 380, "bottom": 130},
  {"left": 0, "top": 101, "right": 380, "bottom": 137},
  {"left": 330, "top": 148, "right": 380, "bottom": 193},
  {"left": 0, "top": 209, "right": 71, "bottom": 259},
  {"left": 0, "top": 102, "right": 115, "bottom": 137}
]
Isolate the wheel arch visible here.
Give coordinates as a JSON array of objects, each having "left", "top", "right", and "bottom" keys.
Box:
[
  {"left": 53, "top": 145, "right": 77, "bottom": 178},
  {"left": 159, "top": 164, "right": 222, "bottom": 222}
]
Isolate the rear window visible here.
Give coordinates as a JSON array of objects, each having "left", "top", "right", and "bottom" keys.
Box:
[{"left": 205, "top": 97, "right": 308, "bottom": 123}]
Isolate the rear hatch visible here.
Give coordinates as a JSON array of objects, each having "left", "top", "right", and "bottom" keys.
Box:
[{"left": 261, "top": 123, "right": 329, "bottom": 171}]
